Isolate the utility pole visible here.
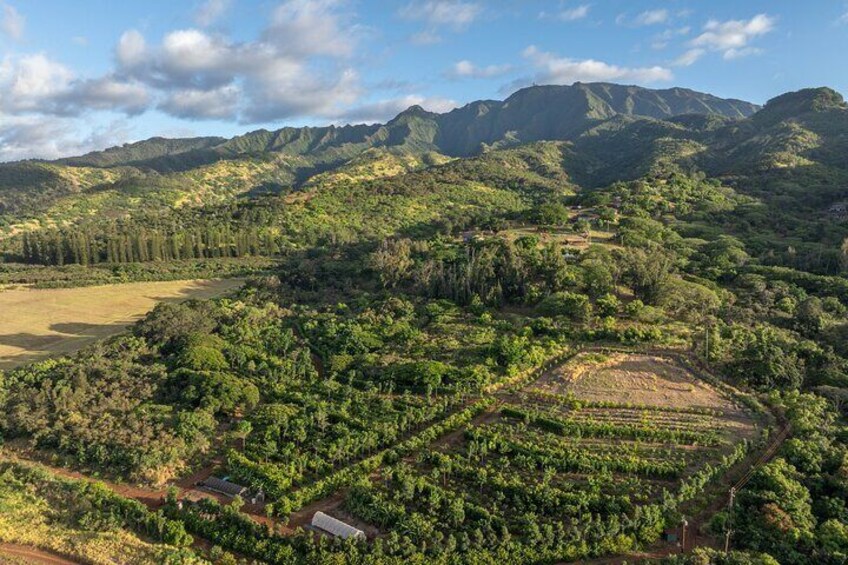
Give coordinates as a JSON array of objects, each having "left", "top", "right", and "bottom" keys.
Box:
[
  {"left": 725, "top": 487, "right": 736, "bottom": 554},
  {"left": 681, "top": 518, "right": 689, "bottom": 552}
]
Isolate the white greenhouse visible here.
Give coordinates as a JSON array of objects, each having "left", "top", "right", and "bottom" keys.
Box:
[{"left": 311, "top": 511, "right": 366, "bottom": 540}]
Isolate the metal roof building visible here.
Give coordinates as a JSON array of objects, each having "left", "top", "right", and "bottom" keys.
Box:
[
  {"left": 199, "top": 477, "right": 249, "bottom": 498},
  {"left": 311, "top": 511, "right": 366, "bottom": 540}
]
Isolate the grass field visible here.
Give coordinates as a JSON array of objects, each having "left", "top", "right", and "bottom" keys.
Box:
[{"left": 0, "top": 279, "right": 243, "bottom": 370}]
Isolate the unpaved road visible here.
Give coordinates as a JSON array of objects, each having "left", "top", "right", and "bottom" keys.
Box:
[{"left": 0, "top": 544, "right": 79, "bottom": 565}]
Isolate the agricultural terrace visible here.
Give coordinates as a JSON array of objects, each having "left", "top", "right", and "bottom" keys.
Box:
[{"left": 249, "top": 351, "right": 761, "bottom": 563}]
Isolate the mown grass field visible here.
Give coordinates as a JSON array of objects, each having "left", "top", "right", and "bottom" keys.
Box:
[{"left": 0, "top": 279, "right": 243, "bottom": 370}]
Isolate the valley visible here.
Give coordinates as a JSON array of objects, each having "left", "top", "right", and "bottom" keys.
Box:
[{"left": 0, "top": 82, "right": 846, "bottom": 565}]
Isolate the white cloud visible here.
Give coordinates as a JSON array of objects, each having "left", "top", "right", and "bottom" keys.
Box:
[
  {"left": 159, "top": 85, "right": 240, "bottom": 119},
  {"left": 194, "top": 0, "right": 230, "bottom": 27},
  {"left": 672, "top": 48, "right": 704, "bottom": 67},
  {"left": 266, "top": 0, "right": 358, "bottom": 58},
  {"left": 62, "top": 77, "right": 150, "bottom": 115},
  {"left": 556, "top": 5, "right": 590, "bottom": 22},
  {"left": 116, "top": 30, "right": 148, "bottom": 68},
  {"left": 409, "top": 30, "right": 442, "bottom": 45},
  {"left": 400, "top": 1, "right": 481, "bottom": 31},
  {"left": 651, "top": 26, "right": 690, "bottom": 50},
  {"left": 690, "top": 14, "right": 775, "bottom": 56},
  {"left": 448, "top": 60, "right": 512, "bottom": 79},
  {"left": 72, "top": 36, "right": 89, "bottom": 46},
  {"left": 617, "top": 9, "right": 669, "bottom": 27},
  {"left": 0, "top": 54, "right": 74, "bottom": 113},
  {"left": 0, "top": 54, "right": 149, "bottom": 116},
  {"left": 517, "top": 45, "right": 673, "bottom": 88},
  {"left": 1, "top": 3, "right": 24, "bottom": 40},
  {"left": 106, "top": 1, "right": 364, "bottom": 123},
  {"left": 0, "top": 116, "right": 132, "bottom": 162},
  {"left": 340, "top": 94, "right": 457, "bottom": 123},
  {"left": 634, "top": 9, "right": 669, "bottom": 26}
]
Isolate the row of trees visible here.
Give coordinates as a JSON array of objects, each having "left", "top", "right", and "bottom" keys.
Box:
[{"left": 20, "top": 224, "right": 281, "bottom": 265}]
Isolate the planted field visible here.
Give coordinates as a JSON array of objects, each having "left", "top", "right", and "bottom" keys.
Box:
[
  {"left": 0, "top": 278, "right": 242, "bottom": 370},
  {"left": 326, "top": 352, "right": 759, "bottom": 562}
]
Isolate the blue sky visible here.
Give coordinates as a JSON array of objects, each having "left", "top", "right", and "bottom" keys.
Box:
[{"left": 0, "top": 0, "right": 846, "bottom": 161}]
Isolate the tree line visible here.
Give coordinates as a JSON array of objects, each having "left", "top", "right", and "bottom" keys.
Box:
[{"left": 20, "top": 224, "right": 281, "bottom": 265}]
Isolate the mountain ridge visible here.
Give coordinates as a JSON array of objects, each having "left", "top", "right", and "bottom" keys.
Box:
[{"left": 41, "top": 82, "right": 763, "bottom": 170}]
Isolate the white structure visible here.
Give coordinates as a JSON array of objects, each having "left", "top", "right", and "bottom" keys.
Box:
[{"left": 311, "top": 511, "right": 366, "bottom": 540}]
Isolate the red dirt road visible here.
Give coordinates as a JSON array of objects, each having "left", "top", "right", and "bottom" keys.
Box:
[{"left": 0, "top": 544, "right": 79, "bottom": 565}]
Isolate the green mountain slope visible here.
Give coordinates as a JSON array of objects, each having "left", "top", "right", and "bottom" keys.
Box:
[{"left": 4, "top": 83, "right": 848, "bottom": 272}]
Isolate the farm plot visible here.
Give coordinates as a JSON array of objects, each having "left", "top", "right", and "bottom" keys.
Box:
[{"left": 330, "top": 352, "right": 758, "bottom": 561}]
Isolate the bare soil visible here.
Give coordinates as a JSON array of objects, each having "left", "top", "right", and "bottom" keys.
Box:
[{"left": 534, "top": 353, "right": 741, "bottom": 414}]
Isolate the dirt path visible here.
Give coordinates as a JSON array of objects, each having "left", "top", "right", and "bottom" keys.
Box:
[{"left": 0, "top": 544, "right": 80, "bottom": 565}]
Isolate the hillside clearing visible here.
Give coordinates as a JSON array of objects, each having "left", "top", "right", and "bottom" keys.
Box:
[{"left": 0, "top": 279, "right": 242, "bottom": 370}]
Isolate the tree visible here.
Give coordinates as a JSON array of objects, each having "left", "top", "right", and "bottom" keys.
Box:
[
  {"left": 536, "top": 202, "right": 570, "bottom": 226},
  {"left": 370, "top": 239, "right": 414, "bottom": 289},
  {"left": 620, "top": 248, "right": 673, "bottom": 305},
  {"left": 538, "top": 291, "right": 592, "bottom": 321}
]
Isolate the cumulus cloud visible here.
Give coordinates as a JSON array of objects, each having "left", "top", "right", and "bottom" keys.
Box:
[
  {"left": 105, "top": 1, "right": 363, "bottom": 122},
  {"left": 447, "top": 60, "right": 512, "bottom": 79},
  {"left": 690, "top": 14, "right": 775, "bottom": 58},
  {"left": 339, "top": 94, "right": 457, "bottom": 124},
  {"left": 1, "top": 2, "right": 24, "bottom": 40},
  {"left": 116, "top": 30, "right": 147, "bottom": 68},
  {"left": 266, "top": 0, "right": 359, "bottom": 58},
  {"left": 159, "top": 85, "right": 240, "bottom": 119},
  {"left": 0, "top": 116, "right": 132, "bottom": 161},
  {"left": 194, "top": 0, "right": 230, "bottom": 27},
  {"left": 0, "top": 54, "right": 74, "bottom": 113},
  {"left": 511, "top": 45, "right": 673, "bottom": 91},
  {"left": 0, "top": 54, "right": 149, "bottom": 116}
]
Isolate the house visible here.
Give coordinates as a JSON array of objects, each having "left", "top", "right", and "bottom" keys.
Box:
[{"left": 311, "top": 511, "right": 366, "bottom": 540}]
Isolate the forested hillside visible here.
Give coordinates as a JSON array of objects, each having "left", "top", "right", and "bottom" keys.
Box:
[{"left": 0, "top": 83, "right": 847, "bottom": 565}]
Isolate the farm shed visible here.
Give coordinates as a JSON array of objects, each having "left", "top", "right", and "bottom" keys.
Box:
[
  {"left": 311, "top": 511, "right": 366, "bottom": 540},
  {"left": 200, "top": 477, "right": 249, "bottom": 498}
]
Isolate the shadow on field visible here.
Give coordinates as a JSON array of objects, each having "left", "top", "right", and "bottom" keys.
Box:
[{"left": 0, "top": 321, "right": 130, "bottom": 371}]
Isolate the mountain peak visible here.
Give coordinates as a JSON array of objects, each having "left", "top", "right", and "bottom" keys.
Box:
[
  {"left": 393, "top": 105, "right": 436, "bottom": 120},
  {"left": 758, "top": 87, "right": 846, "bottom": 121}
]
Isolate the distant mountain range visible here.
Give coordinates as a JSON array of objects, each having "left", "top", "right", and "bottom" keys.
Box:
[
  {"left": 1, "top": 82, "right": 846, "bottom": 238},
  {"left": 55, "top": 82, "right": 761, "bottom": 172}
]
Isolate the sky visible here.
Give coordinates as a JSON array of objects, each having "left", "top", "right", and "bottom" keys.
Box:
[{"left": 0, "top": 0, "right": 846, "bottom": 162}]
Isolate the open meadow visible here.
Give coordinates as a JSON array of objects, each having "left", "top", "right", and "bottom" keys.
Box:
[{"left": 0, "top": 279, "right": 243, "bottom": 370}]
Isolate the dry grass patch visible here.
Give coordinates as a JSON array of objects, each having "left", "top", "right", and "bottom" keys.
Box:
[
  {"left": 0, "top": 279, "right": 242, "bottom": 370},
  {"left": 535, "top": 353, "right": 732, "bottom": 412}
]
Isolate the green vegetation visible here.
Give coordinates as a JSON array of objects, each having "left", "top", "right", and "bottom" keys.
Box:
[{"left": 0, "top": 83, "right": 846, "bottom": 564}]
